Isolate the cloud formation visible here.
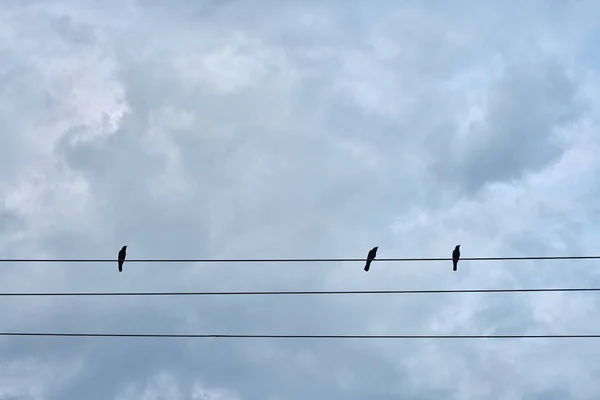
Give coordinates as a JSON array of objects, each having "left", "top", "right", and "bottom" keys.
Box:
[{"left": 2, "top": 0, "right": 600, "bottom": 398}]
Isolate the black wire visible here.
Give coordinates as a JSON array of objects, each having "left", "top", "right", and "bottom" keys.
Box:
[
  {"left": 0, "top": 256, "right": 599, "bottom": 263},
  {"left": 0, "top": 332, "right": 598, "bottom": 339},
  {"left": 1, "top": 287, "right": 600, "bottom": 296}
]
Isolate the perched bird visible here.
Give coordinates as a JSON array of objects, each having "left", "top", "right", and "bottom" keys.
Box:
[
  {"left": 364, "top": 246, "right": 378, "bottom": 272},
  {"left": 452, "top": 245, "right": 460, "bottom": 271},
  {"left": 118, "top": 245, "right": 127, "bottom": 272}
]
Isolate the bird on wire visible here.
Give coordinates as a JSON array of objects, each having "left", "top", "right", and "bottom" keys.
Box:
[
  {"left": 452, "top": 245, "right": 460, "bottom": 271},
  {"left": 118, "top": 245, "right": 127, "bottom": 272},
  {"left": 364, "top": 246, "right": 378, "bottom": 272}
]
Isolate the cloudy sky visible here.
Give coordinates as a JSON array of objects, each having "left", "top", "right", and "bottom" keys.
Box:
[{"left": 2, "top": 0, "right": 600, "bottom": 398}]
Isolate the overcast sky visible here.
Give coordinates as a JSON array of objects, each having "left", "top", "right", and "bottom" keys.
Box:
[{"left": 2, "top": 0, "right": 600, "bottom": 399}]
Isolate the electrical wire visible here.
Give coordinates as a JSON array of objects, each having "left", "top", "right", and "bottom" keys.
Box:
[
  {"left": 0, "top": 332, "right": 599, "bottom": 339},
  {"left": 0, "top": 255, "right": 599, "bottom": 263},
  {"left": 1, "top": 287, "right": 600, "bottom": 296}
]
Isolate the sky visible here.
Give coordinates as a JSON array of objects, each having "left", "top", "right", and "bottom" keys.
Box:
[{"left": 2, "top": 0, "right": 600, "bottom": 398}]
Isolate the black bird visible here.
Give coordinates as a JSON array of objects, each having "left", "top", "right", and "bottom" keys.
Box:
[
  {"left": 118, "top": 245, "right": 127, "bottom": 272},
  {"left": 452, "top": 245, "right": 460, "bottom": 271},
  {"left": 364, "top": 246, "right": 378, "bottom": 272}
]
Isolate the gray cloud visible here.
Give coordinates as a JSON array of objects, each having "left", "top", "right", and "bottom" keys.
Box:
[
  {"left": 1, "top": 1, "right": 600, "bottom": 399},
  {"left": 433, "top": 58, "right": 585, "bottom": 193}
]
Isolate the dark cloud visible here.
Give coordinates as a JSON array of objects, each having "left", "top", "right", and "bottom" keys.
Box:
[{"left": 433, "top": 59, "right": 585, "bottom": 193}]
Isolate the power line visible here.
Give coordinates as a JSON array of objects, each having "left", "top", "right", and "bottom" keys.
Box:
[
  {"left": 0, "top": 332, "right": 599, "bottom": 339},
  {"left": 0, "top": 255, "right": 599, "bottom": 263},
  {"left": 2, "top": 287, "right": 600, "bottom": 297}
]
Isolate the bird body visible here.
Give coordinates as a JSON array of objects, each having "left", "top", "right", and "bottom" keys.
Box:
[
  {"left": 118, "top": 245, "right": 127, "bottom": 272},
  {"left": 452, "top": 245, "right": 460, "bottom": 271},
  {"left": 364, "top": 246, "right": 378, "bottom": 272}
]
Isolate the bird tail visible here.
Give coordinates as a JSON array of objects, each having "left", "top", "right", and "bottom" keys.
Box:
[
  {"left": 453, "top": 261, "right": 457, "bottom": 271},
  {"left": 118, "top": 263, "right": 122, "bottom": 272},
  {"left": 364, "top": 261, "right": 371, "bottom": 272}
]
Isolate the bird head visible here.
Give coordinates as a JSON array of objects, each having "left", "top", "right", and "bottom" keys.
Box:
[
  {"left": 374, "top": 246, "right": 378, "bottom": 251},
  {"left": 122, "top": 245, "right": 127, "bottom": 250},
  {"left": 456, "top": 245, "right": 460, "bottom": 249}
]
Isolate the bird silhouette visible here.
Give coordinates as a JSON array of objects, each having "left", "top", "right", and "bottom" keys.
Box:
[
  {"left": 118, "top": 245, "right": 127, "bottom": 272},
  {"left": 364, "top": 246, "right": 378, "bottom": 272},
  {"left": 452, "top": 245, "right": 460, "bottom": 271}
]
